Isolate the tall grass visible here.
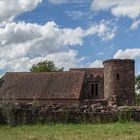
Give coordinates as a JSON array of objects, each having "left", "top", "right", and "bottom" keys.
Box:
[{"left": 0, "top": 123, "right": 139, "bottom": 140}]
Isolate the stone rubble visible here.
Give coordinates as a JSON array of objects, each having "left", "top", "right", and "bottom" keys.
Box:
[{"left": 0, "top": 101, "right": 140, "bottom": 125}]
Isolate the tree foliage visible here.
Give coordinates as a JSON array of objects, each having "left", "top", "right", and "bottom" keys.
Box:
[
  {"left": 135, "top": 75, "right": 140, "bottom": 94},
  {"left": 0, "top": 77, "right": 4, "bottom": 87},
  {"left": 30, "top": 60, "right": 64, "bottom": 72}
]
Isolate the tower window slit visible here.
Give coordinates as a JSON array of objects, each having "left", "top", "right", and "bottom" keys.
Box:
[{"left": 117, "top": 73, "right": 120, "bottom": 80}]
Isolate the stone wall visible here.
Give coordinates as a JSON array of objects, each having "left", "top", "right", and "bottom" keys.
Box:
[
  {"left": 0, "top": 99, "right": 80, "bottom": 105},
  {"left": 70, "top": 68, "right": 104, "bottom": 100},
  {"left": 103, "top": 59, "right": 135, "bottom": 106},
  {"left": 0, "top": 101, "right": 139, "bottom": 125},
  {"left": 86, "top": 76, "right": 104, "bottom": 99}
]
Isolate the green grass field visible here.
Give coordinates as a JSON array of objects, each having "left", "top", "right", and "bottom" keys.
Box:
[{"left": 0, "top": 123, "right": 140, "bottom": 140}]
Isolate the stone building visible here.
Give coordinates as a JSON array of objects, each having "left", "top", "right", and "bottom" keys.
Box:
[{"left": 0, "top": 59, "right": 135, "bottom": 106}]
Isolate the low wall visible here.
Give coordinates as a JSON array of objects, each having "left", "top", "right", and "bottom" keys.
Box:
[
  {"left": 0, "top": 102, "right": 140, "bottom": 125},
  {"left": 2, "top": 99, "right": 80, "bottom": 105}
]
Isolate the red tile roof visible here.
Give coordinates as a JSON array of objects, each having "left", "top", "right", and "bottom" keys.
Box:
[{"left": 0, "top": 72, "right": 85, "bottom": 100}]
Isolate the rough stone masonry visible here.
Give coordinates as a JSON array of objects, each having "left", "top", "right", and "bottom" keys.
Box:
[{"left": 0, "top": 59, "right": 136, "bottom": 106}]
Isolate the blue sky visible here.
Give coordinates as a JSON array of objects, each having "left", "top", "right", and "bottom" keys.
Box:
[{"left": 0, "top": 0, "right": 140, "bottom": 76}]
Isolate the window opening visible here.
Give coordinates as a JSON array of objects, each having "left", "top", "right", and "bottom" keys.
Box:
[
  {"left": 90, "top": 74, "right": 93, "bottom": 78},
  {"left": 117, "top": 73, "right": 120, "bottom": 80},
  {"left": 90, "top": 83, "right": 98, "bottom": 97}
]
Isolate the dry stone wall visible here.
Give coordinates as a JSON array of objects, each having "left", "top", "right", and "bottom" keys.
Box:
[{"left": 0, "top": 101, "right": 140, "bottom": 125}]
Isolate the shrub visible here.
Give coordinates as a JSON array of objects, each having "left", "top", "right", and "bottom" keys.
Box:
[
  {"left": 0, "top": 77, "right": 4, "bottom": 87},
  {"left": 0, "top": 99, "right": 16, "bottom": 126},
  {"left": 136, "top": 94, "right": 140, "bottom": 105},
  {"left": 117, "top": 108, "right": 133, "bottom": 123}
]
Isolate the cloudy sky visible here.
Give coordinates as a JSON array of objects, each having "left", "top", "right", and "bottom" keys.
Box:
[{"left": 0, "top": 0, "right": 140, "bottom": 77}]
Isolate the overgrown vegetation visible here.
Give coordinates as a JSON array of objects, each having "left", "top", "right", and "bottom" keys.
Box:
[
  {"left": 117, "top": 108, "right": 133, "bottom": 123},
  {"left": 135, "top": 75, "right": 140, "bottom": 94},
  {"left": 0, "top": 99, "right": 16, "bottom": 126},
  {"left": 0, "top": 123, "right": 140, "bottom": 140},
  {"left": 135, "top": 75, "right": 140, "bottom": 105},
  {"left": 0, "top": 101, "right": 139, "bottom": 125},
  {"left": 136, "top": 94, "right": 140, "bottom": 105},
  {"left": 0, "top": 77, "right": 4, "bottom": 87},
  {"left": 30, "top": 60, "right": 64, "bottom": 72}
]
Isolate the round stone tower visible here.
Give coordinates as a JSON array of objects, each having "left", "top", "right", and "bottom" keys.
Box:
[{"left": 103, "top": 59, "right": 135, "bottom": 106}]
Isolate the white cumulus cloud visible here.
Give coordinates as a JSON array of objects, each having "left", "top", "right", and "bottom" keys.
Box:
[
  {"left": 85, "top": 20, "right": 117, "bottom": 41},
  {"left": 0, "top": 0, "right": 43, "bottom": 23},
  {"left": 91, "top": 0, "right": 140, "bottom": 19},
  {"left": 130, "top": 20, "right": 140, "bottom": 30},
  {"left": 88, "top": 59, "right": 103, "bottom": 68},
  {"left": 0, "top": 20, "right": 115, "bottom": 74},
  {"left": 48, "top": 0, "right": 68, "bottom": 4},
  {"left": 0, "top": 50, "right": 79, "bottom": 72},
  {"left": 113, "top": 48, "right": 140, "bottom": 59}
]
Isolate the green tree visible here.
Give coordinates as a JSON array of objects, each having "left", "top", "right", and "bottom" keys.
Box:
[
  {"left": 135, "top": 75, "right": 140, "bottom": 94},
  {"left": 30, "top": 60, "right": 64, "bottom": 72},
  {"left": 0, "top": 77, "right": 4, "bottom": 87}
]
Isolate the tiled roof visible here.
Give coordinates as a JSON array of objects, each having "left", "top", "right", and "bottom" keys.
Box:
[{"left": 0, "top": 72, "right": 85, "bottom": 100}]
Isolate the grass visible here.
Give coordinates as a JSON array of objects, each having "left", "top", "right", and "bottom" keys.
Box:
[{"left": 0, "top": 123, "right": 140, "bottom": 140}]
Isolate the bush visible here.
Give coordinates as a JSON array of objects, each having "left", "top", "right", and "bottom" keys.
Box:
[
  {"left": 136, "top": 94, "right": 140, "bottom": 105},
  {"left": 0, "top": 99, "right": 16, "bottom": 126},
  {"left": 117, "top": 108, "right": 133, "bottom": 123},
  {"left": 0, "top": 77, "right": 4, "bottom": 87}
]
